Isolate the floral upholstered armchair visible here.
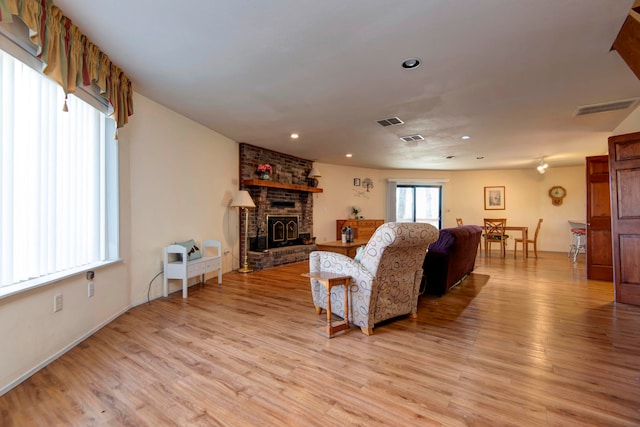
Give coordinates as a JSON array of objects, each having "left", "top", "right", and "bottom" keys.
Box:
[{"left": 308, "top": 222, "right": 439, "bottom": 335}]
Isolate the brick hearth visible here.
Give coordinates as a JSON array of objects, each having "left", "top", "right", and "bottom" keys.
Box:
[{"left": 248, "top": 244, "right": 318, "bottom": 271}]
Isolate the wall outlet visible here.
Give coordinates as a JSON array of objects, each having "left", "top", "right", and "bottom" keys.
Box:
[
  {"left": 88, "top": 282, "right": 94, "bottom": 298},
  {"left": 53, "top": 293, "right": 63, "bottom": 312}
]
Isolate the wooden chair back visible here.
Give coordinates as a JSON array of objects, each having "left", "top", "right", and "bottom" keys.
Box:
[
  {"left": 484, "top": 218, "right": 506, "bottom": 236},
  {"left": 514, "top": 218, "right": 543, "bottom": 258},
  {"left": 533, "top": 218, "right": 543, "bottom": 241},
  {"left": 483, "top": 218, "right": 508, "bottom": 257}
]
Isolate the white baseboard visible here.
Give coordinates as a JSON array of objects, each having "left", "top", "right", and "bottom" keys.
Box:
[{"left": 0, "top": 305, "right": 131, "bottom": 397}]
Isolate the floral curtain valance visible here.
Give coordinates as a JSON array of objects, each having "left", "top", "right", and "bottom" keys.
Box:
[{"left": 0, "top": 0, "right": 133, "bottom": 129}]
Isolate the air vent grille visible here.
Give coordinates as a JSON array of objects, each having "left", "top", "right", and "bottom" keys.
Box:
[
  {"left": 377, "top": 117, "right": 404, "bottom": 127},
  {"left": 576, "top": 99, "right": 638, "bottom": 116},
  {"left": 400, "top": 134, "right": 424, "bottom": 143}
]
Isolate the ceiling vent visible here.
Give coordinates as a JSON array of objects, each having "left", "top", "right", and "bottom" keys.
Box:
[
  {"left": 377, "top": 117, "right": 404, "bottom": 127},
  {"left": 400, "top": 134, "right": 425, "bottom": 143},
  {"left": 575, "top": 99, "right": 638, "bottom": 116}
]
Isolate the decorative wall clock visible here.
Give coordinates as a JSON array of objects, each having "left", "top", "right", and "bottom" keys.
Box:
[{"left": 549, "top": 185, "right": 566, "bottom": 206}]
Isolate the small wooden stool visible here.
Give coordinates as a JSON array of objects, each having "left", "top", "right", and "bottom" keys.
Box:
[{"left": 303, "top": 272, "right": 351, "bottom": 338}]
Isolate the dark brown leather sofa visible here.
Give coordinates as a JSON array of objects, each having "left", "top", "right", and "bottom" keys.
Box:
[{"left": 420, "top": 225, "right": 482, "bottom": 296}]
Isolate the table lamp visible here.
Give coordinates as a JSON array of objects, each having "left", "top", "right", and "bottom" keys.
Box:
[{"left": 308, "top": 165, "right": 321, "bottom": 187}]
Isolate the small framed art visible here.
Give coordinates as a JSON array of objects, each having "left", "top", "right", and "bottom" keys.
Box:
[
  {"left": 484, "top": 186, "right": 505, "bottom": 210},
  {"left": 353, "top": 178, "right": 361, "bottom": 186}
]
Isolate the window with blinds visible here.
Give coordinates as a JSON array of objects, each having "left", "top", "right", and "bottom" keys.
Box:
[{"left": 0, "top": 48, "right": 119, "bottom": 295}]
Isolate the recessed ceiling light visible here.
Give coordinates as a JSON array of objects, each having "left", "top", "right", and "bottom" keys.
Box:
[
  {"left": 346, "top": 153, "right": 353, "bottom": 158},
  {"left": 290, "top": 133, "right": 299, "bottom": 139},
  {"left": 401, "top": 58, "right": 421, "bottom": 69},
  {"left": 461, "top": 135, "right": 471, "bottom": 140}
]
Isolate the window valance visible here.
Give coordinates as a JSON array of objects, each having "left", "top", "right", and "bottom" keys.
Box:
[{"left": 0, "top": 0, "right": 133, "bottom": 128}]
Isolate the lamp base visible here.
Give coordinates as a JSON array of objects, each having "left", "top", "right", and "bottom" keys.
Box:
[
  {"left": 308, "top": 177, "right": 318, "bottom": 188},
  {"left": 237, "top": 265, "right": 253, "bottom": 274}
]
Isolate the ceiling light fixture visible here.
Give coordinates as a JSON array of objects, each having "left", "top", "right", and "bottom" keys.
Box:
[
  {"left": 290, "top": 133, "right": 299, "bottom": 139},
  {"left": 401, "top": 57, "right": 421, "bottom": 69},
  {"left": 346, "top": 153, "right": 353, "bottom": 158},
  {"left": 537, "top": 158, "right": 549, "bottom": 174},
  {"left": 461, "top": 135, "right": 471, "bottom": 140}
]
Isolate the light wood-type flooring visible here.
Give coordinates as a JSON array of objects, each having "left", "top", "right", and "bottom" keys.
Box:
[{"left": 1, "top": 251, "right": 640, "bottom": 426}]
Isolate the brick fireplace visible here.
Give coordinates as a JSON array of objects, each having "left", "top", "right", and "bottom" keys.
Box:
[{"left": 238, "top": 143, "right": 321, "bottom": 271}]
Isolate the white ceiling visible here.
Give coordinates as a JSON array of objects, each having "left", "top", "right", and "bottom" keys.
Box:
[{"left": 54, "top": 0, "right": 640, "bottom": 171}]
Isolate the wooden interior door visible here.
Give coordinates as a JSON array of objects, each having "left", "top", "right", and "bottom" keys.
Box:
[
  {"left": 608, "top": 132, "right": 640, "bottom": 305},
  {"left": 585, "top": 155, "right": 613, "bottom": 281}
]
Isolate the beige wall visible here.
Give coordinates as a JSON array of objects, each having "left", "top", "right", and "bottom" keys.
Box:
[
  {"left": 446, "top": 166, "right": 586, "bottom": 252},
  {"left": 313, "top": 163, "right": 587, "bottom": 252},
  {"left": 311, "top": 164, "right": 389, "bottom": 242},
  {"left": 613, "top": 104, "right": 640, "bottom": 136},
  {"left": 126, "top": 94, "right": 239, "bottom": 305}
]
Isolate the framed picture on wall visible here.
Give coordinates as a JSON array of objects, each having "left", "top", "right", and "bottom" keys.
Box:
[
  {"left": 484, "top": 186, "right": 505, "bottom": 210},
  {"left": 353, "top": 178, "right": 361, "bottom": 186}
]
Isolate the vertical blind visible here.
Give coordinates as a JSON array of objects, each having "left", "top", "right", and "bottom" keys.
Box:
[{"left": 0, "top": 48, "right": 106, "bottom": 287}]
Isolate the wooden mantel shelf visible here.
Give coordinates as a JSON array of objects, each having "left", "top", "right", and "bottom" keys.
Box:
[{"left": 243, "top": 179, "right": 323, "bottom": 193}]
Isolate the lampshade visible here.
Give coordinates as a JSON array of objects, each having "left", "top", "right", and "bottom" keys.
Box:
[
  {"left": 230, "top": 190, "right": 256, "bottom": 208},
  {"left": 308, "top": 166, "right": 321, "bottom": 178}
]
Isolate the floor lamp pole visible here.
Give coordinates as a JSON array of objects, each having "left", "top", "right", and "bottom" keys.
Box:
[{"left": 238, "top": 207, "right": 252, "bottom": 273}]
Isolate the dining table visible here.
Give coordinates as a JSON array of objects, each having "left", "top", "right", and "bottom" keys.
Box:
[{"left": 505, "top": 226, "right": 529, "bottom": 258}]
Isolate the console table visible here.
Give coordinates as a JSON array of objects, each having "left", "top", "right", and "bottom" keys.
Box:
[{"left": 335, "top": 219, "right": 384, "bottom": 241}]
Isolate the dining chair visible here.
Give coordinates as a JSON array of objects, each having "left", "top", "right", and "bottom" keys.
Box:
[
  {"left": 483, "top": 218, "right": 509, "bottom": 257},
  {"left": 514, "top": 218, "right": 543, "bottom": 258},
  {"left": 456, "top": 218, "right": 464, "bottom": 226}
]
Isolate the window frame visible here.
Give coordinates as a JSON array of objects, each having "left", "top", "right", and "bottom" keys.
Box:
[
  {"left": 0, "top": 28, "right": 121, "bottom": 299},
  {"left": 395, "top": 184, "right": 443, "bottom": 229}
]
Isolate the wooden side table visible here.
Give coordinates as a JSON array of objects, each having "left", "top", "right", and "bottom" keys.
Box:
[
  {"left": 302, "top": 272, "right": 351, "bottom": 338},
  {"left": 316, "top": 239, "right": 367, "bottom": 258}
]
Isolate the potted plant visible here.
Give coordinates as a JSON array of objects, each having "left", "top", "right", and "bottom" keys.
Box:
[
  {"left": 256, "top": 163, "right": 273, "bottom": 180},
  {"left": 352, "top": 206, "right": 361, "bottom": 219}
]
